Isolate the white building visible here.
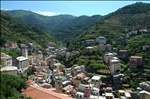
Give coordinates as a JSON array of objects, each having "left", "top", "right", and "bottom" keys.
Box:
[
  {"left": 37, "top": 51, "right": 43, "bottom": 60},
  {"left": 139, "top": 90, "right": 150, "bottom": 99},
  {"left": 139, "top": 81, "right": 150, "bottom": 92},
  {"left": 16, "top": 56, "right": 29, "bottom": 76},
  {"left": 1, "top": 65, "right": 18, "bottom": 76},
  {"left": 91, "top": 75, "right": 102, "bottom": 87},
  {"left": 20, "top": 44, "right": 28, "bottom": 58},
  {"left": 78, "top": 84, "right": 93, "bottom": 92},
  {"left": 96, "top": 36, "right": 106, "bottom": 44},
  {"left": 1, "top": 53, "right": 12, "bottom": 67},
  {"left": 118, "top": 90, "right": 132, "bottom": 99},
  {"left": 104, "top": 53, "right": 114, "bottom": 64},
  {"left": 53, "top": 63, "right": 65, "bottom": 72},
  {"left": 86, "top": 46, "right": 94, "bottom": 53},
  {"left": 66, "top": 52, "right": 71, "bottom": 59},
  {"left": 75, "top": 92, "right": 84, "bottom": 99}
]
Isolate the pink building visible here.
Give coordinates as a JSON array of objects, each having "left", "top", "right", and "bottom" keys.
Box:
[{"left": 129, "top": 56, "right": 143, "bottom": 70}]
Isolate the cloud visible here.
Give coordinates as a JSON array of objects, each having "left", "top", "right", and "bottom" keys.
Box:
[
  {"left": 33, "top": 11, "right": 60, "bottom": 16},
  {"left": 1, "top": 8, "right": 13, "bottom": 10}
]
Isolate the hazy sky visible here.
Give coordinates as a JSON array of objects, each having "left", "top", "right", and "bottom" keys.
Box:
[{"left": 1, "top": 1, "right": 150, "bottom": 16}]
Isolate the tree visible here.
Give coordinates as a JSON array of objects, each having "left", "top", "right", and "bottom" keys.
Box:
[{"left": 0, "top": 74, "right": 27, "bottom": 98}]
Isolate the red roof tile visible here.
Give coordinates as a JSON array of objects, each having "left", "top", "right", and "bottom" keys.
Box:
[
  {"left": 76, "top": 73, "right": 86, "bottom": 79},
  {"left": 41, "top": 85, "right": 52, "bottom": 89},
  {"left": 22, "top": 86, "right": 72, "bottom": 99}
]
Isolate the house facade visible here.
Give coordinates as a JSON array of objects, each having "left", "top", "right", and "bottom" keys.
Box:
[
  {"left": 1, "top": 53, "right": 12, "bottom": 67},
  {"left": 84, "top": 39, "right": 95, "bottom": 46},
  {"left": 104, "top": 53, "right": 114, "bottom": 64},
  {"left": 16, "top": 56, "right": 29, "bottom": 76},
  {"left": 98, "top": 44, "right": 106, "bottom": 51},
  {"left": 139, "top": 90, "right": 150, "bottom": 99},
  {"left": 96, "top": 36, "right": 106, "bottom": 44},
  {"left": 129, "top": 56, "right": 143, "bottom": 70},
  {"left": 118, "top": 90, "right": 131, "bottom": 99},
  {"left": 106, "top": 44, "right": 112, "bottom": 52},
  {"left": 91, "top": 75, "right": 102, "bottom": 87},
  {"left": 109, "top": 59, "right": 121, "bottom": 75},
  {"left": 86, "top": 46, "right": 94, "bottom": 53},
  {"left": 1, "top": 65, "right": 18, "bottom": 76},
  {"left": 118, "top": 50, "right": 129, "bottom": 60}
]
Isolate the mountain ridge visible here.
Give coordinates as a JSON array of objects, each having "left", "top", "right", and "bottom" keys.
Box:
[
  {"left": 3, "top": 10, "right": 102, "bottom": 43},
  {"left": 1, "top": 12, "right": 57, "bottom": 48},
  {"left": 67, "top": 2, "right": 150, "bottom": 51},
  {"left": 2, "top": 2, "right": 150, "bottom": 45}
]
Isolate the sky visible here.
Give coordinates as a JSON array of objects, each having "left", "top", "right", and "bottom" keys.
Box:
[{"left": 1, "top": 1, "right": 150, "bottom": 16}]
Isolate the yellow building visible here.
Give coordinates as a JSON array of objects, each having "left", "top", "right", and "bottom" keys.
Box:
[{"left": 140, "top": 90, "right": 150, "bottom": 99}]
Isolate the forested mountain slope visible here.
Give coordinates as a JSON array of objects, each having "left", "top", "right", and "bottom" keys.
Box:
[
  {"left": 67, "top": 2, "right": 150, "bottom": 51},
  {"left": 65, "top": 2, "right": 150, "bottom": 72},
  {"left": 1, "top": 12, "right": 57, "bottom": 48},
  {"left": 4, "top": 10, "right": 102, "bottom": 43}
]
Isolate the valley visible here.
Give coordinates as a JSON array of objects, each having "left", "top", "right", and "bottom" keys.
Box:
[{"left": 1, "top": 2, "right": 150, "bottom": 99}]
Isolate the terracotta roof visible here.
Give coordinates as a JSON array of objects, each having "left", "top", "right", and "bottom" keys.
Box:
[
  {"left": 73, "top": 64, "right": 78, "bottom": 67},
  {"left": 84, "top": 77, "right": 90, "bottom": 81},
  {"left": 22, "top": 86, "right": 72, "bottom": 99},
  {"left": 76, "top": 73, "right": 86, "bottom": 79},
  {"left": 125, "top": 90, "right": 132, "bottom": 93},
  {"left": 37, "top": 71, "right": 45, "bottom": 75},
  {"left": 106, "top": 87, "right": 112, "bottom": 91},
  {"left": 130, "top": 56, "right": 142, "bottom": 59},
  {"left": 26, "top": 80, "right": 34, "bottom": 85},
  {"left": 41, "top": 85, "right": 52, "bottom": 89},
  {"left": 88, "top": 79, "right": 92, "bottom": 83},
  {"left": 63, "top": 85, "right": 74, "bottom": 92}
]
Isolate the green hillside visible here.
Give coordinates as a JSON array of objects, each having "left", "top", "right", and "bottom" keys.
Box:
[
  {"left": 63, "top": 2, "right": 150, "bottom": 73},
  {"left": 1, "top": 12, "right": 57, "bottom": 48},
  {"left": 53, "top": 15, "right": 102, "bottom": 43},
  {"left": 3, "top": 10, "right": 76, "bottom": 31},
  {"left": 67, "top": 2, "right": 150, "bottom": 51},
  {"left": 125, "top": 34, "right": 150, "bottom": 69},
  {"left": 4, "top": 10, "right": 102, "bottom": 43}
]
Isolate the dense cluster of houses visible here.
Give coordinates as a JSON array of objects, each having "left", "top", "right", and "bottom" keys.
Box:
[
  {"left": 83, "top": 36, "right": 112, "bottom": 53},
  {"left": 1, "top": 36, "right": 150, "bottom": 99},
  {"left": 1, "top": 50, "right": 150, "bottom": 99},
  {"left": 104, "top": 52, "right": 120, "bottom": 75},
  {"left": 128, "top": 29, "right": 150, "bottom": 36},
  {"left": 1, "top": 50, "right": 29, "bottom": 77},
  {"left": 104, "top": 48, "right": 144, "bottom": 74}
]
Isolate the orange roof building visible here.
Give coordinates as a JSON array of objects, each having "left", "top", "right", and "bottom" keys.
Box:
[
  {"left": 22, "top": 86, "right": 73, "bottom": 99},
  {"left": 76, "top": 73, "right": 86, "bottom": 79}
]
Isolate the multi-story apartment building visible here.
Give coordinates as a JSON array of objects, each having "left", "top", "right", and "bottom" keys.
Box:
[
  {"left": 129, "top": 56, "right": 143, "bottom": 70},
  {"left": 16, "top": 56, "right": 29, "bottom": 76},
  {"left": 109, "top": 59, "right": 121, "bottom": 75}
]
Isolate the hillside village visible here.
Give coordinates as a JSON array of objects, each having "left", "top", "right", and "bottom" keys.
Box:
[
  {"left": 1, "top": 28, "right": 150, "bottom": 99},
  {"left": 1, "top": 2, "right": 150, "bottom": 99}
]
